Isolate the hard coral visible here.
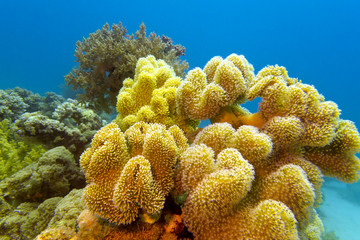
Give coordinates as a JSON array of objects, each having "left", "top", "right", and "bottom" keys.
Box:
[
  {"left": 35, "top": 189, "right": 85, "bottom": 240},
  {"left": 10, "top": 87, "right": 66, "bottom": 117},
  {"left": 14, "top": 98, "right": 104, "bottom": 160},
  {"left": 80, "top": 121, "right": 188, "bottom": 225},
  {"left": 0, "top": 89, "right": 28, "bottom": 121},
  {"left": 0, "top": 87, "right": 66, "bottom": 122},
  {"left": 65, "top": 22, "right": 188, "bottom": 113}
]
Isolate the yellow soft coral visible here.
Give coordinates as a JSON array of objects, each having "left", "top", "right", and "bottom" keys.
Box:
[
  {"left": 113, "top": 156, "right": 165, "bottom": 223},
  {"left": 301, "top": 209, "right": 324, "bottom": 240},
  {"left": 262, "top": 116, "right": 303, "bottom": 150},
  {"left": 176, "top": 121, "right": 324, "bottom": 239},
  {"left": 80, "top": 122, "right": 188, "bottom": 225},
  {"left": 176, "top": 54, "right": 255, "bottom": 120},
  {"left": 247, "top": 65, "right": 340, "bottom": 147},
  {"left": 258, "top": 164, "right": 316, "bottom": 225},
  {"left": 115, "top": 55, "right": 198, "bottom": 133},
  {"left": 304, "top": 120, "right": 360, "bottom": 183},
  {"left": 77, "top": 54, "right": 360, "bottom": 239},
  {"left": 178, "top": 144, "right": 305, "bottom": 239},
  {"left": 193, "top": 123, "right": 235, "bottom": 156},
  {"left": 231, "top": 125, "right": 273, "bottom": 167},
  {"left": 268, "top": 152, "right": 324, "bottom": 206}
]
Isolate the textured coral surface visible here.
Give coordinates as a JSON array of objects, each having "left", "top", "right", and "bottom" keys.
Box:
[
  {"left": 115, "top": 55, "right": 198, "bottom": 133},
  {"left": 65, "top": 22, "right": 188, "bottom": 113},
  {"left": 32, "top": 54, "right": 360, "bottom": 240},
  {"left": 80, "top": 121, "right": 188, "bottom": 225}
]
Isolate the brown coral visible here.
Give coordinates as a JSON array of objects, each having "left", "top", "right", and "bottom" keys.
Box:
[{"left": 65, "top": 22, "right": 188, "bottom": 113}]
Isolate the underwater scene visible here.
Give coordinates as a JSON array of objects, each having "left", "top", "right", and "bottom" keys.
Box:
[{"left": 0, "top": 0, "right": 359, "bottom": 239}]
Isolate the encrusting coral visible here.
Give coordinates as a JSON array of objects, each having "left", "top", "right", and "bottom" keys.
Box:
[
  {"left": 0, "top": 197, "right": 62, "bottom": 240},
  {"left": 74, "top": 54, "right": 360, "bottom": 240},
  {"left": 65, "top": 22, "right": 188, "bottom": 113},
  {"left": 35, "top": 189, "right": 85, "bottom": 240},
  {"left": 0, "top": 189, "right": 86, "bottom": 240}
]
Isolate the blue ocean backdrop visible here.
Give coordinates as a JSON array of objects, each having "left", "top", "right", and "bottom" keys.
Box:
[{"left": 1, "top": 0, "right": 359, "bottom": 239}]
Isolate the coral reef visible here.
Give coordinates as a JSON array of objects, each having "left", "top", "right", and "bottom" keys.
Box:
[
  {"left": 10, "top": 87, "right": 65, "bottom": 117},
  {"left": 35, "top": 189, "right": 85, "bottom": 240},
  {"left": 0, "top": 119, "right": 46, "bottom": 180},
  {"left": 46, "top": 188, "right": 85, "bottom": 230},
  {"left": 80, "top": 121, "right": 188, "bottom": 225},
  {"left": 0, "top": 146, "right": 85, "bottom": 207},
  {"left": 115, "top": 55, "right": 199, "bottom": 132},
  {"left": 13, "top": 98, "right": 105, "bottom": 159},
  {"left": 65, "top": 22, "right": 189, "bottom": 113},
  {"left": 0, "top": 87, "right": 65, "bottom": 122},
  {"left": 173, "top": 57, "right": 359, "bottom": 239},
  {"left": 1, "top": 189, "right": 85, "bottom": 240},
  {"left": 0, "top": 89, "right": 29, "bottom": 121},
  {"left": 0, "top": 197, "right": 62, "bottom": 240},
  {"left": 14, "top": 53, "right": 354, "bottom": 240}
]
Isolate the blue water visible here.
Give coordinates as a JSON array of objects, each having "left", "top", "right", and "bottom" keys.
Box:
[{"left": 1, "top": 0, "right": 359, "bottom": 238}]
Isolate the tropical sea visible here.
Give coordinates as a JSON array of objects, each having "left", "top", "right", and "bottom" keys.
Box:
[{"left": 0, "top": 0, "right": 359, "bottom": 239}]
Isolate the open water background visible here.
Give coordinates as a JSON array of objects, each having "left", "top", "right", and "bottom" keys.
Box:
[{"left": 1, "top": 0, "right": 359, "bottom": 238}]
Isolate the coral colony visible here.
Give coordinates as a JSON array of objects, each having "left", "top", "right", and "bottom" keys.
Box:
[
  {"left": 74, "top": 55, "right": 360, "bottom": 239},
  {"left": 0, "top": 22, "right": 359, "bottom": 240}
]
